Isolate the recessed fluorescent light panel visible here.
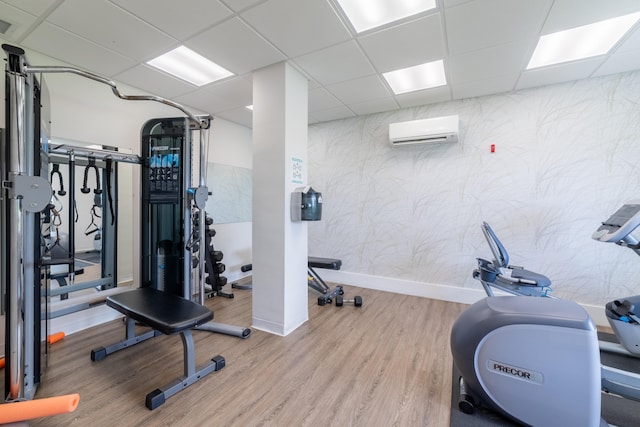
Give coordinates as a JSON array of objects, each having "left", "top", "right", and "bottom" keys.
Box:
[
  {"left": 527, "top": 12, "right": 640, "bottom": 69},
  {"left": 147, "top": 46, "right": 233, "bottom": 86},
  {"left": 335, "top": 0, "right": 436, "bottom": 33},
  {"left": 383, "top": 60, "right": 446, "bottom": 94}
]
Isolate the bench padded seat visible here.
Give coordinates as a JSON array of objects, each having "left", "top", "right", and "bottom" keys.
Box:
[
  {"left": 107, "top": 288, "right": 213, "bottom": 335},
  {"left": 308, "top": 256, "right": 342, "bottom": 270}
]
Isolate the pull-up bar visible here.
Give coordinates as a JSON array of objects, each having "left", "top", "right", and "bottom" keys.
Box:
[
  {"left": 24, "top": 65, "right": 210, "bottom": 129},
  {"left": 49, "top": 144, "right": 142, "bottom": 165}
]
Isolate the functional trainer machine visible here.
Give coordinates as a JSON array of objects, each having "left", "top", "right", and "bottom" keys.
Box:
[
  {"left": 1, "top": 43, "right": 246, "bottom": 410},
  {"left": 452, "top": 205, "right": 640, "bottom": 425}
]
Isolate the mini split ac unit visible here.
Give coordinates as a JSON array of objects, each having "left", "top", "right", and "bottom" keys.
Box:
[{"left": 389, "top": 115, "right": 459, "bottom": 146}]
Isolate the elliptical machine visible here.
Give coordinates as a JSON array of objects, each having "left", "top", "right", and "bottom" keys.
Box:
[
  {"left": 451, "top": 296, "right": 604, "bottom": 426},
  {"left": 591, "top": 201, "right": 640, "bottom": 357},
  {"left": 451, "top": 202, "right": 640, "bottom": 426}
]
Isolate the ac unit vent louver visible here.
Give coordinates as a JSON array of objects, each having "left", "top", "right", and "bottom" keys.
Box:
[{"left": 389, "top": 115, "right": 459, "bottom": 146}]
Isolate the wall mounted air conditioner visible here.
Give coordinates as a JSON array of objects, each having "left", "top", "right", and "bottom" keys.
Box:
[{"left": 389, "top": 115, "right": 459, "bottom": 146}]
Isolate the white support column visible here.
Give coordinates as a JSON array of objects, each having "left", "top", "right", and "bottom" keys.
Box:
[{"left": 251, "top": 62, "right": 309, "bottom": 335}]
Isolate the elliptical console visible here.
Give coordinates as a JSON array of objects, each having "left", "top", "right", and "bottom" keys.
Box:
[{"left": 592, "top": 200, "right": 640, "bottom": 244}]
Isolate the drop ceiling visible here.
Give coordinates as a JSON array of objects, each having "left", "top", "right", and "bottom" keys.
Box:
[{"left": 0, "top": 0, "right": 639, "bottom": 128}]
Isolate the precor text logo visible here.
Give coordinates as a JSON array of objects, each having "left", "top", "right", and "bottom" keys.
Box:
[{"left": 487, "top": 359, "right": 544, "bottom": 384}]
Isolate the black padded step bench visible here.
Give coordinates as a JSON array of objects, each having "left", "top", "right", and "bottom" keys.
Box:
[
  {"left": 308, "top": 256, "right": 344, "bottom": 306},
  {"left": 90, "top": 287, "right": 225, "bottom": 410}
]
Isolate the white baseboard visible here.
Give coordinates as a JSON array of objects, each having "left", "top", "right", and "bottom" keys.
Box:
[
  {"left": 317, "top": 269, "right": 609, "bottom": 327},
  {"left": 225, "top": 271, "right": 251, "bottom": 283},
  {"left": 251, "top": 315, "right": 308, "bottom": 337}
]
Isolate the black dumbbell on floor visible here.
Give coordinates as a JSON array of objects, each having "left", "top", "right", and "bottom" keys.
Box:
[{"left": 335, "top": 295, "right": 363, "bottom": 307}]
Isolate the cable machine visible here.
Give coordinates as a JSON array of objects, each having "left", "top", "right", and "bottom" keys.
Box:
[
  {"left": 44, "top": 144, "right": 122, "bottom": 315},
  {"left": 140, "top": 117, "right": 250, "bottom": 338},
  {"left": 1, "top": 43, "right": 248, "bottom": 404},
  {"left": 141, "top": 118, "right": 192, "bottom": 297}
]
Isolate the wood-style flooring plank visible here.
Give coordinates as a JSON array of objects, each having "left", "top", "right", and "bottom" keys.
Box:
[{"left": 30, "top": 283, "right": 466, "bottom": 426}]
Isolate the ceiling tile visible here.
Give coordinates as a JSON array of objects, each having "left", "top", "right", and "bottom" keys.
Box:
[
  {"left": 592, "top": 25, "right": 640, "bottom": 77},
  {"left": 294, "top": 40, "right": 375, "bottom": 86},
  {"left": 516, "top": 57, "right": 603, "bottom": 91},
  {"left": 46, "top": 0, "right": 177, "bottom": 60},
  {"left": 22, "top": 22, "right": 135, "bottom": 76},
  {"left": 215, "top": 106, "right": 253, "bottom": 127},
  {"left": 395, "top": 86, "right": 451, "bottom": 108},
  {"left": 0, "top": 3, "right": 39, "bottom": 41},
  {"left": 326, "top": 75, "right": 391, "bottom": 105},
  {"left": 446, "top": 0, "right": 552, "bottom": 55},
  {"left": 241, "top": 0, "right": 351, "bottom": 57},
  {"left": 593, "top": 48, "right": 640, "bottom": 78},
  {"left": 111, "top": 0, "right": 233, "bottom": 41},
  {"left": 309, "top": 87, "right": 344, "bottom": 112},
  {"left": 220, "top": 0, "right": 265, "bottom": 13},
  {"left": 1, "top": 0, "right": 59, "bottom": 16},
  {"left": 113, "top": 64, "right": 197, "bottom": 99},
  {"left": 617, "top": 25, "right": 640, "bottom": 53},
  {"left": 452, "top": 76, "right": 517, "bottom": 99},
  {"left": 449, "top": 40, "right": 530, "bottom": 86},
  {"left": 359, "top": 14, "right": 445, "bottom": 73},
  {"left": 442, "top": 0, "right": 473, "bottom": 7},
  {"left": 174, "top": 76, "right": 252, "bottom": 113},
  {"left": 349, "top": 97, "right": 399, "bottom": 116},
  {"left": 186, "top": 17, "right": 285, "bottom": 75},
  {"left": 541, "top": 0, "right": 640, "bottom": 33},
  {"left": 309, "top": 105, "right": 355, "bottom": 124}
]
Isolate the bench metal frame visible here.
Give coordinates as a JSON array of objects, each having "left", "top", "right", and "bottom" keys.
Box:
[
  {"left": 90, "top": 288, "right": 225, "bottom": 410},
  {"left": 307, "top": 257, "right": 344, "bottom": 306}
]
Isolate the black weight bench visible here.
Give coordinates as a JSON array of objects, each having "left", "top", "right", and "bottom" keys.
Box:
[
  {"left": 90, "top": 287, "right": 225, "bottom": 410},
  {"left": 231, "top": 257, "right": 344, "bottom": 306},
  {"left": 308, "top": 256, "right": 344, "bottom": 306}
]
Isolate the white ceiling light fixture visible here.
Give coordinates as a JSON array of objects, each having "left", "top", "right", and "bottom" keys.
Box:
[
  {"left": 383, "top": 60, "right": 447, "bottom": 94},
  {"left": 335, "top": 0, "right": 437, "bottom": 33},
  {"left": 527, "top": 12, "right": 640, "bottom": 69},
  {"left": 147, "top": 46, "right": 233, "bottom": 86},
  {"left": 245, "top": 105, "right": 253, "bottom": 111}
]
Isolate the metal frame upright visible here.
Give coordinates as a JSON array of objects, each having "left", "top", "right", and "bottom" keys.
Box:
[{"left": 2, "top": 44, "right": 52, "bottom": 401}]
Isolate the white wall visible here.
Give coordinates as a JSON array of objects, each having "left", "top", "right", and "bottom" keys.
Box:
[
  {"left": 206, "top": 119, "right": 252, "bottom": 280},
  {"left": 308, "top": 70, "right": 640, "bottom": 321}
]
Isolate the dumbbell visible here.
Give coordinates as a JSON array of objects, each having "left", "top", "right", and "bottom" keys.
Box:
[
  {"left": 206, "top": 275, "right": 227, "bottom": 287},
  {"left": 335, "top": 295, "right": 363, "bottom": 307}
]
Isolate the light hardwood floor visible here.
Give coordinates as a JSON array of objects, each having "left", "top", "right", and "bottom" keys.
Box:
[{"left": 31, "top": 282, "right": 467, "bottom": 426}]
